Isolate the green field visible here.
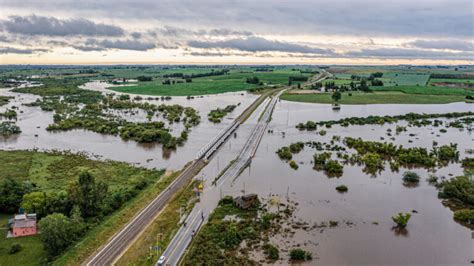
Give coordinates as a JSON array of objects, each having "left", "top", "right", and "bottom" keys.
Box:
[
  {"left": 370, "top": 85, "right": 473, "bottom": 96},
  {"left": 281, "top": 91, "right": 471, "bottom": 104},
  {"left": 108, "top": 69, "right": 309, "bottom": 96}
]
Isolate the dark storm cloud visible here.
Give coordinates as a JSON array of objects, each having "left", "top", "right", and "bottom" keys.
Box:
[
  {"left": 1, "top": 0, "right": 472, "bottom": 38},
  {"left": 0, "top": 47, "right": 49, "bottom": 54},
  {"left": 409, "top": 39, "right": 474, "bottom": 52},
  {"left": 346, "top": 48, "right": 474, "bottom": 60},
  {"left": 188, "top": 37, "right": 333, "bottom": 55},
  {"left": 1, "top": 15, "right": 124, "bottom": 37}
]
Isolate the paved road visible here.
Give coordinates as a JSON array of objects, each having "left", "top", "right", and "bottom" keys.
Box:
[
  {"left": 84, "top": 90, "right": 276, "bottom": 266},
  {"left": 159, "top": 90, "right": 285, "bottom": 265}
]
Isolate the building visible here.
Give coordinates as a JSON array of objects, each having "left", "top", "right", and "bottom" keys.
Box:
[
  {"left": 9, "top": 213, "right": 37, "bottom": 237},
  {"left": 234, "top": 194, "right": 258, "bottom": 210}
]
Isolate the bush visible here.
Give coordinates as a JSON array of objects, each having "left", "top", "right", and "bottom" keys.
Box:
[
  {"left": 392, "top": 213, "right": 411, "bottom": 228},
  {"left": 453, "top": 209, "right": 474, "bottom": 223},
  {"left": 289, "top": 248, "right": 312, "bottom": 261},
  {"left": 336, "top": 185, "right": 348, "bottom": 192},
  {"left": 402, "top": 171, "right": 420, "bottom": 185},
  {"left": 276, "top": 147, "right": 292, "bottom": 161},
  {"left": 438, "top": 175, "right": 474, "bottom": 205},
  {"left": 8, "top": 243, "right": 22, "bottom": 254},
  {"left": 289, "top": 160, "right": 298, "bottom": 170},
  {"left": 324, "top": 160, "right": 344, "bottom": 176},
  {"left": 263, "top": 243, "right": 279, "bottom": 260}
]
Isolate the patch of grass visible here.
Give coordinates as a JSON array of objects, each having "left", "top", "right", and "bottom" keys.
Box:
[
  {"left": 281, "top": 91, "right": 470, "bottom": 104},
  {"left": 0, "top": 96, "right": 13, "bottom": 106}
]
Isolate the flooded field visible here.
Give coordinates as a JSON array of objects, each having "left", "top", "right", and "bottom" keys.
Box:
[
  {"left": 197, "top": 100, "right": 474, "bottom": 265},
  {"left": 0, "top": 81, "right": 258, "bottom": 170},
  {"left": 1, "top": 82, "right": 473, "bottom": 264}
]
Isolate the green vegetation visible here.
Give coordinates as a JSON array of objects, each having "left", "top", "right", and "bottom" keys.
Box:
[
  {"left": 0, "top": 109, "right": 17, "bottom": 119},
  {"left": 402, "top": 171, "right": 421, "bottom": 186},
  {"left": 0, "top": 150, "right": 164, "bottom": 263},
  {"left": 391, "top": 213, "right": 411, "bottom": 228},
  {"left": 183, "top": 195, "right": 290, "bottom": 265},
  {"left": 276, "top": 146, "right": 292, "bottom": 161},
  {"left": 289, "top": 160, "right": 299, "bottom": 170},
  {"left": 0, "top": 121, "right": 21, "bottom": 137},
  {"left": 208, "top": 104, "right": 237, "bottom": 123},
  {"left": 289, "top": 248, "right": 312, "bottom": 261},
  {"left": 336, "top": 185, "right": 348, "bottom": 193},
  {"left": 344, "top": 137, "right": 459, "bottom": 168},
  {"left": 263, "top": 243, "right": 279, "bottom": 261},
  {"left": 453, "top": 209, "right": 474, "bottom": 224},
  {"left": 0, "top": 96, "right": 13, "bottom": 106},
  {"left": 296, "top": 111, "right": 473, "bottom": 130}
]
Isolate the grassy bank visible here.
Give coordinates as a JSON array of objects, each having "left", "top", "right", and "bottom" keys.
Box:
[
  {"left": 281, "top": 91, "right": 471, "bottom": 105},
  {"left": 116, "top": 177, "right": 197, "bottom": 265}
]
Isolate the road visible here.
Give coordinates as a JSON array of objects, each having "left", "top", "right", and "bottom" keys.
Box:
[
  {"left": 85, "top": 89, "right": 277, "bottom": 266},
  {"left": 158, "top": 89, "right": 285, "bottom": 265}
]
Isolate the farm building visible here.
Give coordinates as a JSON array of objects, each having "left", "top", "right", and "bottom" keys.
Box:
[{"left": 8, "top": 213, "right": 38, "bottom": 237}]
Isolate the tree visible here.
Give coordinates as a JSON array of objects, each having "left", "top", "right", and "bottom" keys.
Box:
[
  {"left": 0, "top": 177, "right": 32, "bottom": 213},
  {"left": 331, "top": 91, "right": 342, "bottom": 102},
  {"left": 68, "top": 171, "right": 108, "bottom": 218},
  {"left": 39, "top": 213, "right": 83, "bottom": 259},
  {"left": 22, "top": 191, "right": 70, "bottom": 219}
]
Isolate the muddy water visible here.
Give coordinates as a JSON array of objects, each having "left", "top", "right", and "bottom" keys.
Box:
[
  {"left": 0, "top": 81, "right": 258, "bottom": 170},
  {"left": 196, "top": 100, "right": 474, "bottom": 265}
]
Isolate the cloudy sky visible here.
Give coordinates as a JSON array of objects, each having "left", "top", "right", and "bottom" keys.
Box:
[{"left": 0, "top": 0, "right": 473, "bottom": 65}]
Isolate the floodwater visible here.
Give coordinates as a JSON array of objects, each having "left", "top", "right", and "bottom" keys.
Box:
[
  {"left": 0, "top": 81, "right": 258, "bottom": 170},
  {"left": 196, "top": 100, "right": 474, "bottom": 265},
  {"left": 1, "top": 82, "right": 473, "bottom": 264}
]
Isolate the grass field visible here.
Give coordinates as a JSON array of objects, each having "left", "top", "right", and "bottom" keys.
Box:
[
  {"left": 0, "top": 150, "right": 167, "bottom": 265},
  {"left": 281, "top": 91, "right": 471, "bottom": 104},
  {"left": 108, "top": 70, "right": 308, "bottom": 96}
]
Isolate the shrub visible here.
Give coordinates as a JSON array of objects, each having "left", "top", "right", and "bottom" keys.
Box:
[
  {"left": 453, "top": 209, "right": 474, "bottom": 223},
  {"left": 8, "top": 244, "right": 22, "bottom": 254},
  {"left": 392, "top": 213, "right": 411, "bottom": 228},
  {"left": 276, "top": 147, "right": 292, "bottom": 161},
  {"left": 336, "top": 185, "right": 348, "bottom": 192},
  {"left": 402, "top": 171, "right": 420, "bottom": 185},
  {"left": 263, "top": 243, "right": 279, "bottom": 260},
  {"left": 289, "top": 160, "right": 298, "bottom": 170},
  {"left": 289, "top": 248, "right": 312, "bottom": 261},
  {"left": 438, "top": 175, "right": 474, "bottom": 205},
  {"left": 324, "top": 160, "right": 344, "bottom": 176}
]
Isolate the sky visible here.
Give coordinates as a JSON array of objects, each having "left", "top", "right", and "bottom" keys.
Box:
[{"left": 0, "top": 0, "right": 473, "bottom": 65}]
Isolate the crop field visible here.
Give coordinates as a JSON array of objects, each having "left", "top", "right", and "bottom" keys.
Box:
[{"left": 370, "top": 85, "right": 473, "bottom": 96}]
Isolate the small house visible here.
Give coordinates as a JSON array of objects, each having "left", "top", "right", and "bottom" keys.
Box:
[
  {"left": 9, "top": 213, "right": 37, "bottom": 237},
  {"left": 234, "top": 194, "right": 258, "bottom": 210}
]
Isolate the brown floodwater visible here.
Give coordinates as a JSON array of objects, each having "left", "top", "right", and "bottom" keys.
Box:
[
  {"left": 0, "top": 81, "right": 258, "bottom": 170},
  {"left": 196, "top": 100, "right": 474, "bottom": 265}
]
